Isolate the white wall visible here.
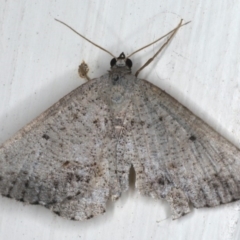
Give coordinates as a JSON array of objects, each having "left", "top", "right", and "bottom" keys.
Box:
[{"left": 0, "top": 0, "right": 240, "bottom": 239}]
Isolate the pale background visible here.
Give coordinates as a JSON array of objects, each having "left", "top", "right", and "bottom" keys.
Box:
[{"left": 0, "top": 0, "right": 240, "bottom": 239}]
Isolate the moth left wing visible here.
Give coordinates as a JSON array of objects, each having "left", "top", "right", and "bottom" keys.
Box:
[{"left": 0, "top": 75, "right": 122, "bottom": 220}]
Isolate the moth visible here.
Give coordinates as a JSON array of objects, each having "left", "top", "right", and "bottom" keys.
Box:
[{"left": 0, "top": 19, "right": 240, "bottom": 221}]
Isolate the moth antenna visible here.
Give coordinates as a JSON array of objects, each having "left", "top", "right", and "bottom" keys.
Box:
[
  {"left": 55, "top": 19, "right": 116, "bottom": 58},
  {"left": 127, "top": 20, "right": 190, "bottom": 59},
  {"left": 132, "top": 19, "right": 190, "bottom": 77}
]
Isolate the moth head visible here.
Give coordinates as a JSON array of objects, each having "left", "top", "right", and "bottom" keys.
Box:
[
  {"left": 110, "top": 52, "right": 132, "bottom": 69},
  {"left": 55, "top": 18, "right": 189, "bottom": 77}
]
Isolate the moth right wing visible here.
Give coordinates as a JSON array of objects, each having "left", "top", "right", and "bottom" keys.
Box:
[{"left": 131, "top": 79, "right": 240, "bottom": 219}]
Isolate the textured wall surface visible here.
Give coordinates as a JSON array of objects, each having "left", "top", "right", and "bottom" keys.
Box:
[{"left": 0, "top": 0, "right": 240, "bottom": 239}]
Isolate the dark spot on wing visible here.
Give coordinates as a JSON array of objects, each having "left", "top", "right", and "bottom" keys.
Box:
[
  {"left": 169, "top": 163, "right": 177, "bottom": 169},
  {"left": 189, "top": 135, "right": 196, "bottom": 141},
  {"left": 62, "top": 161, "right": 70, "bottom": 167},
  {"left": 67, "top": 196, "right": 73, "bottom": 200},
  {"left": 42, "top": 134, "right": 50, "bottom": 140},
  {"left": 158, "top": 178, "right": 164, "bottom": 185}
]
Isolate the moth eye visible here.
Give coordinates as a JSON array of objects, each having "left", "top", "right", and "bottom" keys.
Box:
[
  {"left": 110, "top": 58, "right": 117, "bottom": 67},
  {"left": 126, "top": 58, "right": 132, "bottom": 68}
]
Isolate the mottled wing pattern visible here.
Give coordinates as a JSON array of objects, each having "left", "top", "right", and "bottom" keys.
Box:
[
  {"left": 1, "top": 70, "right": 240, "bottom": 221},
  {"left": 131, "top": 79, "right": 240, "bottom": 219},
  {"left": 0, "top": 75, "right": 122, "bottom": 221}
]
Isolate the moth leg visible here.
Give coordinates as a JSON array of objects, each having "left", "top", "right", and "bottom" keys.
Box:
[{"left": 78, "top": 61, "right": 91, "bottom": 81}]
